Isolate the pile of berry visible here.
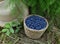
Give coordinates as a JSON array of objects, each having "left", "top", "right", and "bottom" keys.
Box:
[{"left": 25, "top": 15, "right": 47, "bottom": 30}]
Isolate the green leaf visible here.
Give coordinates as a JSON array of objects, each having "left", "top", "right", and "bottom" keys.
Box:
[
  {"left": 10, "top": 28, "right": 14, "bottom": 33},
  {"left": 15, "top": 27, "right": 20, "bottom": 33},
  {"left": 55, "top": 7, "right": 60, "bottom": 14},
  {"left": 10, "top": 21, "right": 20, "bottom": 27},
  {"left": 2, "top": 29, "right": 8, "bottom": 33},
  {"left": 39, "top": 0, "right": 47, "bottom": 11},
  {"left": 45, "top": 0, "right": 56, "bottom": 6},
  {"left": 4, "top": 23, "right": 11, "bottom": 28},
  {"left": 22, "top": 0, "right": 37, "bottom": 7},
  {"left": 6, "top": 30, "right": 10, "bottom": 36}
]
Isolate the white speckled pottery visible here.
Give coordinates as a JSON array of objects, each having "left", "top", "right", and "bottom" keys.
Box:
[
  {"left": 0, "top": 0, "right": 28, "bottom": 27},
  {"left": 24, "top": 15, "right": 48, "bottom": 39}
]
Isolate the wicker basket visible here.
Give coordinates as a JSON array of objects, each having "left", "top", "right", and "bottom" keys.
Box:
[{"left": 24, "top": 15, "right": 48, "bottom": 39}]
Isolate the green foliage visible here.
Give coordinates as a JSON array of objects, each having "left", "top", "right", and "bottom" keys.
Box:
[
  {"left": 2, "top": 23, "right": 13, "bottom": 36},
  {"left": 6, "top": 30, "right": 10, "bottom": 36},
  {"left": 1, "top": 21, "right": 22, "bottom": 36},
  {"left": 2, "top": 29, "right": 8, "bottom": 33},
  {"left": 10, "top": 28, "right": 14, "bottom": 33},
  {"left": 22, "top": 0, "right": 37, "bottom": 7},
  {"left": 4, "top": 23, "right": 11, "bottom": 28}
]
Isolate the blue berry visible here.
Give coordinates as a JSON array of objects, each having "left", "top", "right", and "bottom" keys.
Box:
[{"left": 25, "top": 15, "right": 47, "bottom": 30}]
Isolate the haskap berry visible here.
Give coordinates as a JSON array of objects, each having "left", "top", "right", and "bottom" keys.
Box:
[{"left": 25, "top": 15, "right": 47, "bottom": 30}]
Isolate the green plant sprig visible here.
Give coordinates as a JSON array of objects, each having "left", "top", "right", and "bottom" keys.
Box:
[{"left": 1, "top": 21, "right": 22, "bottom": 36}]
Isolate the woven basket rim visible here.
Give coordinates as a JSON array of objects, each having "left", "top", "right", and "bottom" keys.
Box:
[{"left": 24, "top": 15, "right": 49, "bottom": 32}]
